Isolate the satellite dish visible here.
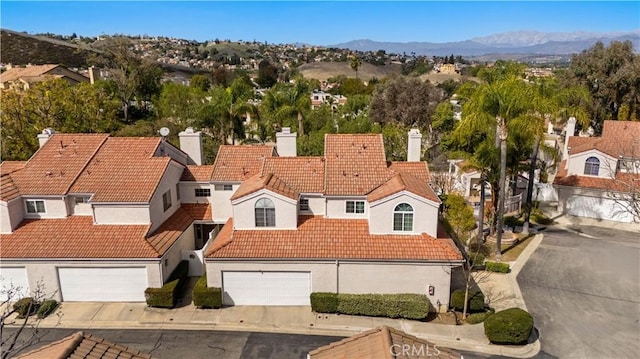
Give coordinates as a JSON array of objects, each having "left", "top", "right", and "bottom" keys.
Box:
[{"left": 159, "top": 127, "right": 170, "bottom": 137}]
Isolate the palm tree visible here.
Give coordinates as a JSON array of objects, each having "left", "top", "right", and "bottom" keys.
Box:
[
  {"left": 273, "top": 81, "right": 311, "bottom": 136},
  {"left": 350, "top": 55, "right": 362, "bottom": 79}
]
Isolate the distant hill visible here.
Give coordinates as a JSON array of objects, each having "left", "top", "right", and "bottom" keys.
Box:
[
  {"left": 332, "top": 30, "right": 640, "bottom": 59},
  {"left": 1, "top": 29, "right": 95, "bottom": 67},
  {"left": 297, "top": 61, "right": 402, "bottom": 82}
]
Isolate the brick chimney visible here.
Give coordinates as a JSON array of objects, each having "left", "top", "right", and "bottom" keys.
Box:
[
  {"left": 37, "top": 128, "right": 55, "bottom": 148},
  {"left": 407, "top": 128, "right": 422, "bottom": 162},
  {"left": 178, "top": 127, "right": 203, "bottom": 165},
  {"left": 276, "top": 127, "right": 297, "bottom": 157}
]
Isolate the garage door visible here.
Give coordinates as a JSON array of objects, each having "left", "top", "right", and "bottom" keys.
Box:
[
  {"left": 58, "top": 267, "right": 148, "bottom": 302},
  {"left": 0, "top": 267, "right": 29, "bottom": 301},
  {"left": 567, "top": 195, "right": 634, "bottom": 222},
  {"left": 222, "top": 271, "right": 310, "bottom": 306}
]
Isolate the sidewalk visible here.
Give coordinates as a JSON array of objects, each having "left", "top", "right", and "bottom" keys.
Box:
[{"left": 5, "top": 236, "right": 545, "bottom": 359}]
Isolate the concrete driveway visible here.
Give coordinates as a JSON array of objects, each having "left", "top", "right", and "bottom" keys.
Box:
[{"left": 518, "top": 226, "right": 640, "bottom": 358}]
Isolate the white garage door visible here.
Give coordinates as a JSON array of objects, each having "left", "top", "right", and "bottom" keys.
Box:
[
  {"left": 0, "top": 267, "right": 29, "bottom": 301},
  {"left": 58, "top": 267, "right": 148, "bottom": 302},
  {"left": 222, "top": 271, "right": 310, "bottom": 306},
  {"left": 567, "top": 195, "right": 634, "bottom": 223}
]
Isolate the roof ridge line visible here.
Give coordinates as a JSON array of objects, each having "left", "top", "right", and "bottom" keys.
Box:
[{"left": 63, "top": 134, "right": 110, "bottom": 195}]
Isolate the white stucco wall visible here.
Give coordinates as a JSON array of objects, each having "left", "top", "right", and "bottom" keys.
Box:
[
  {"left": 93, "top": 204, "right": 151, "bottom": 225},
  {"left": 148, "top": 162, "right": 184, "bottom": 233},
  {"left": 205, "top": 260, "right": 456, "bottom": 312},
  {"left": 325, "top": 197, "right": 369, "bottom": 219},
  {"left": 154, "top": 141, "right": 189, "bottom": 165},
  {"left": 179, "top": 182, "right": 214, "bottom": 203},
  {"left": 68, "top": 195, "right": 93, "bottom": 216},
  {"left": 1, "top": 199, "right": 24, "bottom": 234},
  {"left": 160, "top": 224, "right": 196, "bottom": 282},
  {"left": 232, "top": 190, "right": 297, "bottom": 229},
  {"left": 211, "top": 182, "right": 239, "bottom": 222},
  {"left": 567, "top": 150, "right": 617, "bottom": 178},
  {"left": 299, "top": 194, "right": 325, "bottom": 216},
  {"left": 22, "top": 197, "right": 68, "bottom": 219},
  {"left": 369, "top": 192, "right": 439, "bottom": 237},
  {"left": 1, "top": 260, "right": 162, "bottom": 302}
]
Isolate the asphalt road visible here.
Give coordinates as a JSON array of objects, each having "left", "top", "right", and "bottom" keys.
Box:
[
  {"left": 518, "top": 226, "right": 640, "bottom": 359},
  {"left": 7, "top": 328, "right": 345, "bottom": 359}
]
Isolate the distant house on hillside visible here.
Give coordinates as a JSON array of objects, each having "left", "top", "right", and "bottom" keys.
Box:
[{"left": 0, "top": 64, "right": 89, "bottom": 91}]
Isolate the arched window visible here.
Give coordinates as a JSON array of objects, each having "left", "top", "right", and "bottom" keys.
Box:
[
  {"left": 255, "top": 198, "right": 275, "bottom": 227},
  {"left": 393, "top": 203, "right": 414, "bottom": 231},
  {"left": 584, "top": 157, "right": 600, "bottom": 176}
]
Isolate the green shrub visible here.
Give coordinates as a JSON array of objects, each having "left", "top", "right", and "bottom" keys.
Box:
[
  {"left": 484, "top": 307, "right": 534, "bottom": 344},
  {"left": 531, "top": 208, "right": 553, "bottom": 225},
  {"left": 486, "top": 261, "right": 510, "bottom": 273},
  {"left": 192, "top": 275, "right": 222, "bottom": 309},
  {"left": 36, "top": 299, "right": 58, "bottom": 319},
  {"left": 466, "top": 308, "right": 495, "bottom": 324},
  {"left": 504, "top": 216, "right": 523, "bottom": 228},
  {"left": 450, "top": 289, "right": 485, "bottom": 312},
  {"left": 145, "top": 260, "right": 190, "bottom": 308},
  {"left": 310, "top": 292, "right": 339, "bottom": 313},
  {"left": 311, "top": 293, "right": 430, "bottom": 320},
  {"left": 468, "top": 251, "right": 485, "bottom": 266},
  {"left": 13, "top": 297, "right": 39, "bottom": 318}
]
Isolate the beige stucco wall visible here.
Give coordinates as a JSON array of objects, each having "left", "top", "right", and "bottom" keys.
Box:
[
  {"left": 22, "top": 197, "right": 68, "bottom": 219},
  {"left": 1, "top": 199, "right": 24, "bottom": 234},
  {"left": 211, "top": 183, "right": 239, "bottom": 222},
  {"left": 68, "top": 196, "right": 93, "bottom": 216},
  {"left": 93, "top": 204, "right": 151, "bottom": 224},
  {"left": 369, "top": 192, "right": 439, "bottom": 237},
  {"left": 205, "top": 260, "right": 455, "bottom": 312},
  {"left": 1, "top": 260, "right": 162, "bottom": 301},
  {"left": 232, "top": 190, "right": 297, "bottom": 229},
  {"left": 299, "top": 194, "right": 325, "bottom": 216},
  {"left": 160, "top": 224, "right": 196, "bottom": 282},
  {"left": 325, "top": 197, "right": 369, "bottom": 219},
  {"left": 179, "top": 182, "right": 213, "bottom": 203},
  {"left": 567, "top": 150, "right": 617, "bottom": 178},
  {"left": 149, "top": 162, "right": 184, "bottom": 232}
]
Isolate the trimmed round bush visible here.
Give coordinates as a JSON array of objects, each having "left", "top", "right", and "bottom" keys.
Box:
[
  {"left": 37, "top": 299, "right": 58, "bottom": 318},
  {"left": 450, "top": 289, "right": 485, "bottom": 312},
  {"left": 13, "top": 297, "right": 39, "bottom": 318},
  {"left": 468, "top": 251, "right": 485, "bottom": 266},
  {"left": 484, "top": 307, "right": 534, "bottom": 344}
]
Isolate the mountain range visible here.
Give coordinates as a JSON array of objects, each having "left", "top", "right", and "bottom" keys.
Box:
[{"left": 332, "top": 30, "right": 640, "bottom": 57}]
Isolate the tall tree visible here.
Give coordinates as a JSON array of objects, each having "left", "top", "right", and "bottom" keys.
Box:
[
  {"left": 256, "top": 59, "right": 279, "bottom": 88},
  {"left": 190, "top": 74, "right": 211, "bottom": 92},
  {"left": 350, "top": 55, "right": 362, "bottom": 79}
]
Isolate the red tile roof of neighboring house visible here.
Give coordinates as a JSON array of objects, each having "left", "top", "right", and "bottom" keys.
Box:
[
  {"left": 210, "top": 145, "right": 275, "bottom": 181},
  {"left": 181, "top": 165, "right": 214, "bottom": 181},
  {"left": 0, "top": 161, "right": 27, "bottom": 174},
  {"left": 309, "top": 326, "right": 461, "bottom": 359},
  {"left": 206, "top": 216, "right": 463, "bottom": 261},
  {"left": 9, "top": 134, "right": 109, "bottom": 197},
  {"left": 15, "top": 331, "right": 152, "bottom": 359},
  {"left": 261, "top": 156, "right": 325, "bottom": 193},
  {"left": 0, "top": 203, "right": 212, "bottom": 259},
  {"left": 367, "top": 172, "right": 441, "bottom": 203},
  {"left": 324, "top": 134, "right": 394, "bottom": 196},
  {"left": 70, "top": 137, "right": 172, "bottom": 202},
  {"left": 568, "top": 120, "right": 640, "bottom": 158},
  {"left": 230, "top": 173, "right": 298, "bottom": 201},
  {"left": 554, "top": 160, "right": 639, "bottom": 192},
  {"left": 389, "top": 161, "right": 431, "bottom": 182},
  {"left": 0, "top": 161, "right": 26, "bottom": 202}
]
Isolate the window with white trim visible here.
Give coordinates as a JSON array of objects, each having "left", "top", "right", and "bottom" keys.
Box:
[
  {"left": 255, "top": 198, "right": 275, "bottom": 227},
  {"left": 346, "top": 200, "right": 365, "bottom": 214},
  {"left": 74, "top": 196, "right": 90, "bottom": 204},
  {"left": 195, "top": 188, "right": 211, "bottom": 197},
  {"left": 26, "top": 200, "right": 46, "bottom": 214},
  {"left": 299, "top": 198, "right": 310, "bottom": 211},
  {"left": 162, "top": 190, "right": 172, "bottom": 212},
  {"left": 214, "top": 184, "right": 233, "bottom": 191},
  {"left": 584, "top": 157, "right": 600, "bottom": 176},
  {"left": 393, "top": 203, "right": 414, "bottom": 231}
]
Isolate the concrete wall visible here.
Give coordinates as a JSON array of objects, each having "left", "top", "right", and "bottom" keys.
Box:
[
  {"left": 93, "top": 204, "right": 150, "bottom": 225},
  {"left": 369, "top": 193, "right": 439, "bottom": 237},
  {"left": 2, "top": 260, "right": 162, "bottom": 302},
  {"left": 149, "top": 162, "right": 184, "bottom": 232},
  {"left": 1, "top": 199, "right": 24, "bottom": 234},
  {"left": 22, "top": 197, "right": 68, "bottom": 219},
  {"left": 211, "top": 183, "right": 239, "bottom": 222},
  {"left": 325, "top": 197, "right": 369, "bottom": 219},
  {"left": 232, "top": 190, "right": 297, "bottom": 229},
  {"left": 205, "top": 260, "right": 455, "bottom": 312},
  {"left": 567, "top": 150, "right": 617, "bottom": 178},
  {"left": 299, "top": 194, "right": 325, "bottom": 216},
  {"left": 160, "top": 224, "right": 196, "bottom": 282}
]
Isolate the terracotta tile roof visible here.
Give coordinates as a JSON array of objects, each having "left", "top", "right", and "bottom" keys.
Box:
[
  {"left": 554, "top": 160, "right": 639, "bottom": 192},
  {"left": 230, "top": 173, "right": 298, "bottom": 201},
  {"left": 261, "top": 156, "right": 325, "bottom": 193},
  {"left": 1, "top": 203, "right": 212, "bottom": 259},
  {"left": 9, "top": 134, "right": 109, "bottom": 196},
  {"left": 180, "top": 165, "right": 214, "bottom": 181},
  {"left": 568, "top": 120, "right": 640, "bottom": 158},
  {"left": 206, "top": 216, "right": 463, "bottom": 261},
  {"left": 210, "top": 145, "right": 275, "bottom": 181},
  {"left": 309, "top": 325, "right": 461, "bottom": 359},
  {"left": 0, "top": 161, "right": 26, "bottom": 202},
  {"left": 368, "top": 172, "right": 441, "bottom": 204},
  {"left": 15, "top": 331, "right": 153, "bottom": 359},
  {"left": 70, "top": 137, "right": 172, "bottom": 202},
  {"left": 0, "top": 64, "right": 59, "bottom": 83},
  {"left": 0, "top": 160, "right": 27, "bottom": 174},
  {"left": 389, "top": 161, "right": 431, "bottom": 182},
  {"left": 324, "top": 134, "right": 394, "bottom": 196}
]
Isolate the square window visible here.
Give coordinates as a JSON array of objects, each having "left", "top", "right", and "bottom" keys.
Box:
[
  {"left": 214, "top": 184, "right": 233, "bottom": 191},
  {"left": 26, "top": 200, "right": 46, "bottom": 214},
  {"left": 346, "top": 200, "right": 365, "bottom": 214},
  {"left": 195, "top": 188, "right": 211, "bottom": 197}
]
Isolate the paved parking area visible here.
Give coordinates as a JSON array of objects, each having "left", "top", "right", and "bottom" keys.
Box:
[{"left": 518, "top": 226, "right": 640, "bottom": 359}]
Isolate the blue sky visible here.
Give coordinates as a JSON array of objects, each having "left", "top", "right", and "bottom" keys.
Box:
[{"left": 1, "top": 1, "right": 639, "bottom": 45}]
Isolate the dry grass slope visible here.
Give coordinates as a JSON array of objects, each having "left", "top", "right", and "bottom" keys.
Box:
[{"left": 298, "top": 62, "right": 402, "bottom": 82}]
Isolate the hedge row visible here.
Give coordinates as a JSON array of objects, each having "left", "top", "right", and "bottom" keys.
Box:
[
  {"left": 311, "top": 292, "right": 431, "bottom": 320},
  {"left": 145, "top": 260, "right": 189, "bottom": 308},
  {"left": 468, "top": 251, "right": 485, "bottom": 267},
  {"left": 484, "top": 307, "right": 534, "bottom": 344},
  {"left": 192, "top": 275, "right": 222, "bottom": 309},
  {"left": 486, "top": 261, "right": 510, "bottom": 273},
  {"left": 12, "top": 298, "right": 58, "bottom": 319},
  {"left": 450, "top": 289, "right": 485, "bottom": 312},
  {"left": 466, "top": 308, "right": 495, "bottom": 324}
]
